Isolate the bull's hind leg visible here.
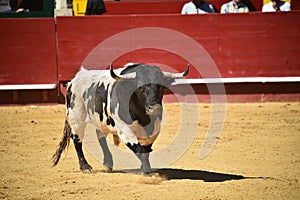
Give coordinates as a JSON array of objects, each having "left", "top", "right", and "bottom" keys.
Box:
[
  {"left": 72, "top": 134, "right": 93, "bottom": 173},
  {"left": 72, "top": 124, "right": 93, "bottom": 172},
  {"left": 96, "top": 130, "right": 113, "bottom": 172}
]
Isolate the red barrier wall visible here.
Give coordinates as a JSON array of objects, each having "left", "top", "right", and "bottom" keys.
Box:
[
  {"left": 0, "top": 18, "right": 58, "bottom": 104},
  {"left": 1, "top": 11, "right": 300, "bottom": 104},
  {"left": 56, "top": 11, "right": 300, "bottom": 81},
  {"left": 0, "top": 18, "right": 57, "bottom": 85}
]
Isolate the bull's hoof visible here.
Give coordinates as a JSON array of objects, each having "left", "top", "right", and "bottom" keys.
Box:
[
  {"left": 138, "top": 173, "right": 164, "bottom": 184},
  {"left": 141, "top": 164, "right": 152, "bottom": 175},
  {"left": 103, "top": 164, "right": 113, "bottom": 173},
  {"left": 143, "top": 171, "right": 152, "bottom": 176},
  {"left": 80, "top": 163, "right": 93, "bottom": 173}
]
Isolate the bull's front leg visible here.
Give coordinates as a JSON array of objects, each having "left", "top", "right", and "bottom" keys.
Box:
[
  {"left": 135, "top": 152, "right": 151, "bottom": 174},
  {"left": 127, "top": 143, "right": 153, "bottom": 174}
]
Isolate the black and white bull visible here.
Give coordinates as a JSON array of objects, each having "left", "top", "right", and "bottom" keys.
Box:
[{"left": 52, "top": 63, "right": 189, "bottom": 174}]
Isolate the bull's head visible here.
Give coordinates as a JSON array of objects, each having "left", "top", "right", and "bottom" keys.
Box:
[
  {"left": 110, "top": 63, "right": 189, "bottom": 115},
  {"left": 110, "top": 63, "right": 189, "bottom": 144},
  {"left": 110, "top": 63, "right": 190, "bottom": 80}
]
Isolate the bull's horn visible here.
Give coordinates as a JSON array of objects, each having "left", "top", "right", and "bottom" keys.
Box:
[
  {"left": 110, "top": 64, "right": 136, "bottom": 80},
  {"left": 162, "top": 64, "right": 190, "bottom": 78}
]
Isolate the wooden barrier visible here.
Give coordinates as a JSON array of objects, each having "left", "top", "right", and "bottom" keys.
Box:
[
  {"left": 56, "top": 11, "right": 300, "bottom": 102},
  {"left": 0, "top": 18, "right": 57, "bottom": 85},
  {"left": 56, "top": 11, "right": 300, "bottom": 81},
  {"left": 1, "top": 10, "right": 300, "bottom": 104},
  {"left": 0, "top": 18, "right": 57, "bottom": 103}
]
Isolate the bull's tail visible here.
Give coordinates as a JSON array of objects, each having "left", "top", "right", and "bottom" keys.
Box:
[{"left": 52, "top": 119, "right": 72, "bottom": 167}]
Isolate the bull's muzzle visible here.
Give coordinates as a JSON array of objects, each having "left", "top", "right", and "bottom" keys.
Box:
[{"left": 145, "top": 104, "right": 162, "bottom": 116}]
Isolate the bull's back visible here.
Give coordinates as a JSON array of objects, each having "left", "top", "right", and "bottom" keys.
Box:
[{"left": 66, "top": 68, "right": 117, "bottom": 135}]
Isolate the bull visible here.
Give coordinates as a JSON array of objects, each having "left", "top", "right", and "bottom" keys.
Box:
[{"left": 52, "top": 63, "right": 189, "bottom": 174}]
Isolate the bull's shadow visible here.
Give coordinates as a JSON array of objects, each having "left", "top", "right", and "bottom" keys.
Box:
[
  {"left": 155, "top": 168, "right": 246, "bottom": 182},
  {"left": 122, "top": 168, "right": 248, "bottom": 182}
]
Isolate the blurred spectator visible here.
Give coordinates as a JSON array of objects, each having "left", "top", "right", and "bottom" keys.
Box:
[
  {"left": 16, "top": 0, "right": 42, "bottom": 12},
  {"left": 262, "top": 0, "right": 291, "bottom": 12},
  {"left": 85, "top": 0, "right": 106, "bottom": 15},
  {"left": 221, "top": 0, "right": 249, "bottom": 13},
  {"left": 9, "top": 0, "right": 19, "bottom": 11},
  {"left": 181, "top": 0, "right": 215, "bottom": 14},
  {"left": 243, "top": 0, "right": 257, "bottom": 11},
  {"left": 0, "top": 0, "right": 20, "bottom": 13}
]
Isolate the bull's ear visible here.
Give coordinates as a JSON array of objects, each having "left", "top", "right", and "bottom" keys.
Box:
[
  {"left": 162, "top": 64, "right": 190, "bottom": 79},
  {"left": 110, "top": 64, "right": 136, "bottom": 80}
]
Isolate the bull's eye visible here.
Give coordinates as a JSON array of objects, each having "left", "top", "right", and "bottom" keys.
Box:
[
  {"left": 137, "top": 86, "right": 149, "bottom": 94},
  {"left": 136, "top": 87, "right": 144, "bottom": 94}
]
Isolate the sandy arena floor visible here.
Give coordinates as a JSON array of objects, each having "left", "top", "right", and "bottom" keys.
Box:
[{"left": 0, "top": 102, "right": 299, "bottom": 199}]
